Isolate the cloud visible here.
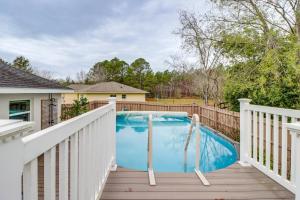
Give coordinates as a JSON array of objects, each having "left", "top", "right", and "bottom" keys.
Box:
[{"left": 0, "top": 0, "right": 210, "bottom": 79}]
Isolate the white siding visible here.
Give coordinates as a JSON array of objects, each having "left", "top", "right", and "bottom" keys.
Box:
[{"left": 0, "top": 93, "right": 62, "bottom": 131}]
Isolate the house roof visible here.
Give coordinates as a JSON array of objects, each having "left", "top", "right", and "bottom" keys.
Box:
[
  {"left": 68, "top": 82, "right": 148, "bottom": 94},
  {"left": 0, "top": 62, "right": 72, "bottom": 93}
]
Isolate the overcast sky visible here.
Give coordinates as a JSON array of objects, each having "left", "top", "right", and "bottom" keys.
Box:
[{"left": 0, "top": 0, "right": 211, "bottom": 79}]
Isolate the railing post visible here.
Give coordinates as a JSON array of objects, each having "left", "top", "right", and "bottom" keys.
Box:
[
  {"left": 0, "top": 120, "right": 34, "bottom": 200},
  {"left": 108, "top": 97, "right": 117, "bottom": 170},
  {"left": 293, "top": 131, "right": 300, "bottom": 200},
  {"left": 286, "top": 123, "right": 300, "bottom": 200},
  {"left": 238, "top": 98, "right": 252, "bottom": 166}
]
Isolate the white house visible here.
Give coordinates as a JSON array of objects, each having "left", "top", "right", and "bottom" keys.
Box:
[{"left": 0, "top": 61, "right": 73, "bottom": 131}]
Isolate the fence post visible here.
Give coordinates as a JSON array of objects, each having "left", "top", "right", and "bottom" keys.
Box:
[
  {"left": 0, "top": 120, "right": 34, "bottom": 200},
  {"left": 215, "top": 108, "right": 218, "bottom": 129},
  {"left": 199, "top": 106, "right": 202, "bottom": 123},
  {"left": 238, "top": 98, "right": 251, "bottom": 166},
  {"left": 108, "top": 97, "right": 117, "bottom": 170}
]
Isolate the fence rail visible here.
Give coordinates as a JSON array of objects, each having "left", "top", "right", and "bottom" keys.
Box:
[{"left": 62, "top": 100, "right": 240, "bottom": 141}]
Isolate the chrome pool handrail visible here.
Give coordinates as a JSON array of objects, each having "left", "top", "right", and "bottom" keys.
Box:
[
  {"left": 184, "top": 114, "right": 210, "bottom": 186},
  {"left": 184, "top": 114, "right": 200, "bottom": 151}
]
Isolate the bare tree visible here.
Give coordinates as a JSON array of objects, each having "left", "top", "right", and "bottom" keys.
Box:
[
  {"left": 175, "top": 11, "right": 224, "bottom": 105},
  {"left": 212, "top": 0, "right": 300, "bottom": 62},
  {"left": 87, "top": 63, "right": 106, "bottom": 83},
  {"left": 33, "top": 69, "right": 54, "bottom": 80},
  {"left": 76, "top": 70, "right": 88, "bottom": 83}
]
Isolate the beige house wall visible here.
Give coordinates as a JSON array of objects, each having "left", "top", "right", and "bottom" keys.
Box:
[
  {"left": 62, "top": 93, "right": 79, "bottom": 104},
  {"left": 62, "top": 93, "right": 145, "bottom": 104}
]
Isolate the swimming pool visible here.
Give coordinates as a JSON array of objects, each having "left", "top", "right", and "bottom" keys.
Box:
[{"left": 116, "top": 112, "right": 238, "bottom": 173}]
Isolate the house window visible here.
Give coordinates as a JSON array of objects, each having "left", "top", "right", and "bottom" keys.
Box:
[
  {"left": 122, "top": 94, "right": 126, "bottom": 99},
  {"left": 110, "top": 94, "right": 116, "bottom": 97},
  {"left": 9, "top": 100, "right": 30, "bottom": 121}
]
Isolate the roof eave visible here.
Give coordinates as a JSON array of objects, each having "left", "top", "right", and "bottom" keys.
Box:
[
  {"left": 0, "top": 87, "right": 74, "bottom": 94},
  {"left": 73, "top": 91, "right": 148, "bottom": 94}
]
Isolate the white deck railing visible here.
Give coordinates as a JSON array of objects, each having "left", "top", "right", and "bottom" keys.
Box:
[
  {"left": 0, "top": 97, "right": 116, "bottom": 200},
  {"left": 239, "top": 99, "right": 300, "bottom": 199}
]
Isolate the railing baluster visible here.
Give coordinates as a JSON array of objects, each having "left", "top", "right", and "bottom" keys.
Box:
[
  {"left": 91, "top": 121, "right": 96, "bottom": 198},
  {"left": 105, "top": 113, "right": 109, "bottom": 172},
  {"left": 259, "top": 112, "right": 264, "bottom": 165},
  {"left": 84, "top": 125, "right": 90, "bottom": 200},
  {"left": 59, "top": 139, "right": 69, "bottom": 200},
  {"left": 100, "top": 117, "right": 105, "bottom": 184},
  {"left": 92, "top": 121, "right": 96, "bottom": 198},
  {"left": 78, "top": 128, "right": 85, "bottom": 200},
  {"left": 281, "top": 116, "right": 288, "bottom": 180},
  {"left": 44, "top": 147, "right": 56, "bottom": 200},
  {"left": 70, "top": 132, "right": 79, "bottom": 200},
  {"left": 87, "top": 124, "right": 92, "bottom": 200},
  {"left": 290, "top": 117, "right": 297, "bottom": 184},
  {"left": 266, "top": 113, "right": 271, "bottom": 169},
  {"left": 23, "top": 159, "right": 38, "bottom": 200},
  {"left": 273, "top": 114, "right": 279, "bottom": 175},
  {"left": 253, "top": 111, "right": 258, "bottom": 161},
  {"left": 247, "top": 110, "right": 252, "bottom": 159},
  {"left": 95, "top": 118, "right": 102, "bottom": 193}
]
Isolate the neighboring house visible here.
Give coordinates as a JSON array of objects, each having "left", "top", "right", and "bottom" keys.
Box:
[
  {"left": 63, "top": 81, "right": 148, "bottom": 104},
  {"left": 0, "top": 62, "right": 73, "bottom": 131}
]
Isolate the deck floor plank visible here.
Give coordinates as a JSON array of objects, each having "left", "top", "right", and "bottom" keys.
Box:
[{"left": 100, "top": 163, "right": 295, "bottom": 200}]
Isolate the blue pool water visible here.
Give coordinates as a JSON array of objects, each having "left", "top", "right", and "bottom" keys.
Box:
[{"left": 116, "top": 113, "right": 237, "bottom": 173}]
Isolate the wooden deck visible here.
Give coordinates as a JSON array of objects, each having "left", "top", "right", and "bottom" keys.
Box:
[{"left": 100, "top": 163, "right": 295, "bottom": 200}]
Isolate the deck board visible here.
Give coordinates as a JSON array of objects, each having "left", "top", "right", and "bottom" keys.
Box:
[{"left": 100, "top": 163, "right": 295, "bottom": 200}]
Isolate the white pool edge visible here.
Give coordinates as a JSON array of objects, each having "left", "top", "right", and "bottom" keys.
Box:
[{"left": 117, "top": 111, "right": 188, "bottom": 117}]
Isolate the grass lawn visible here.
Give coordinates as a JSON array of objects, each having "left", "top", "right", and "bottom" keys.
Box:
[{"left": 146, "top": 98, "right": 214, "bottom": 106}]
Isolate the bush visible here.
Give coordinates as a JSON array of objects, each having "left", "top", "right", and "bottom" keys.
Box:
[{"left": 65, "top": 97, "right": 89, "bottom": 118}]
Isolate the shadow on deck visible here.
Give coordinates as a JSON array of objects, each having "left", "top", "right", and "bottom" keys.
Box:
[{"left": 100, "top": 163, "right": 295, "bottom": 200}]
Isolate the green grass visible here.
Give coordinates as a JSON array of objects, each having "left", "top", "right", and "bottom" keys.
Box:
[{"left": 146, "top": 98, "right": 214, "bottom": 106}]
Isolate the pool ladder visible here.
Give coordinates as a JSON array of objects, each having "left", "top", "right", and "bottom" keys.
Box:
[
  {"left": 184, "top": 114, "right": 210, "bottom": 186},
  {"left": 147, "top": 113, "right": 209, "bottom": 186}
]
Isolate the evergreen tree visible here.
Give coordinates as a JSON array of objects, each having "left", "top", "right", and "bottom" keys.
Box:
[{"left": 12, "top": 56, "right": 33, "bottom": 73}]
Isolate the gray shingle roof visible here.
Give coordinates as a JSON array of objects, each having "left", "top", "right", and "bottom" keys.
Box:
[
  {"left": 0, "top": 62, "right": 71, "bottom": 90},
  {"left": 68, "top": 82, "right": 148, "bottom": 94}
]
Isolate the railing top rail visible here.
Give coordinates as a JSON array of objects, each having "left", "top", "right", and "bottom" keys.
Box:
[
  {"left": 285, "top": 122, "right": 300, "bottom": 133},
  {"left": 247, "top": 104, "right": 300, "bottom": 118},
  {"left": 0, "top": 120, "right": 34, "bottom": 141},
  {"left": 22, "top": 103, "right": 114, "bottom": 164}
]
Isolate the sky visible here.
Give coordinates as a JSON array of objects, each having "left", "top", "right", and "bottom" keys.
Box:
[{"left": 0, "top": 0, "right": 211, "bottom": 79}]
